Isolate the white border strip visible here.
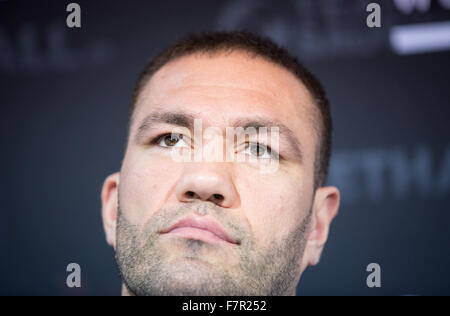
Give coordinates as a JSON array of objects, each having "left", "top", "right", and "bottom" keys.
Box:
[{"left": 390, "top": 20, "right": 450, "bottom": 55}]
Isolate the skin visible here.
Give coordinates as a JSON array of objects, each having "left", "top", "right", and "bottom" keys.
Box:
[{"left": 101, "top": 51, "right": 340, "bottom": 296}]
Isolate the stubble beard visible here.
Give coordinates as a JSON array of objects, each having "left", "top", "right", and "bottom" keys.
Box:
[{"left": 115, "top": 199, "right": 312, "bottom": 296}]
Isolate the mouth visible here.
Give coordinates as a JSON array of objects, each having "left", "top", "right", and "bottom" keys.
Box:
[{"left": 160, "top": 215, "right": 239, "bottom": 245}]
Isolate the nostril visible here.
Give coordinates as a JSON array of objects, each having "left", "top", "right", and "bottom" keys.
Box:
[
  {"left": 186, "top": 191, "right": 196, "bottom": 198},
  {"left": 183, "top": 191, "right": 225, "bottom": 203}
]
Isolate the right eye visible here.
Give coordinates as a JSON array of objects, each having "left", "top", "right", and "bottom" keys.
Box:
[{"left": 155, "top": 133, "right": 189, "bottom": 148}]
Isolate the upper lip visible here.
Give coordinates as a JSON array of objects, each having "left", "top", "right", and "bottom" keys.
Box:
[{"left": 161, "top": 215, "right": 239, "bottom": 245}]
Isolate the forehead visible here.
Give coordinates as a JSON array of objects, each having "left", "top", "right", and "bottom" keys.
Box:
[{"left": 132, "top": 51, "right": 319, "bottom": 149}]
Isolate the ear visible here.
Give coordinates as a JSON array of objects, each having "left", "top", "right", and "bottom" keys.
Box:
[
  {"left": 101, "top": 172, "right": 120, "bottom": 249},
  {"left": 304, "top": 186, "right": 340, "bottom": 267}
]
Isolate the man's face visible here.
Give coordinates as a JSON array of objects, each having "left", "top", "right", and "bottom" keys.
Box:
[{"left": 101, "top": 51, "right": 339, "bottom": 295}]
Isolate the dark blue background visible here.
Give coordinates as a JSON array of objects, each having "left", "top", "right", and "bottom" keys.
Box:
[{"left": 1, "top": 0, "right": 449, "bottom": 295}]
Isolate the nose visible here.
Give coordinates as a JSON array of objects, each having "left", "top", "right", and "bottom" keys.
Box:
[{"left": 175, "top": 163, "right": 239, "bottom": 208}]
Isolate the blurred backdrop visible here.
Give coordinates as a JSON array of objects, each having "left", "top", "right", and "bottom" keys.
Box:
[{"left": 1, "top": 0, "right": 450, "bottom": 295}]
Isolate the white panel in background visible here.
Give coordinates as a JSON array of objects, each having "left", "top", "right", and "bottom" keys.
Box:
[{"left": 390, "top": 20, "right": 450, "bottom": 55}]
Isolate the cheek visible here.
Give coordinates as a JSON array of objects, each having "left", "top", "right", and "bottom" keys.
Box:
[
  {"left": 236, "top": 168, "right": 312, "bottom": 246},
  {"left": 119, "top": 153, "right": 181, "bottom": 224}
]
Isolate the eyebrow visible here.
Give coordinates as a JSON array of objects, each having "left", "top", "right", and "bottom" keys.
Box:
[
  {"left": 135, "top": 112, "right": 196, "bottom": 143},
  {"left": 134, "top": 111, "right": 303, "bottom": 161}
]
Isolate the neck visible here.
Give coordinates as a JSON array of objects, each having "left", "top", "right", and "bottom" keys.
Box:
[{"left": 121, "top": 284, "right": 133, "bottom": 296}]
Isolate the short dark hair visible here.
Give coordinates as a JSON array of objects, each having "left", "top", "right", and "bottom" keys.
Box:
[{"left": 128, "top": 31, "right": 332, "bottom": 189}]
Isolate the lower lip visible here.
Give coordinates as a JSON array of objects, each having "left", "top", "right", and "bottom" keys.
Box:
[{"left": 164, "top": 227, "right": 230, "bottom": 244}]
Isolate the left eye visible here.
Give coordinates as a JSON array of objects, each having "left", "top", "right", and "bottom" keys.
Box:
[
  {"left": 155, "top": 133, "right": 189, "bottom": 148},
  {"left": 244, "top": 143, "right": 272, "bottom": 159}
]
